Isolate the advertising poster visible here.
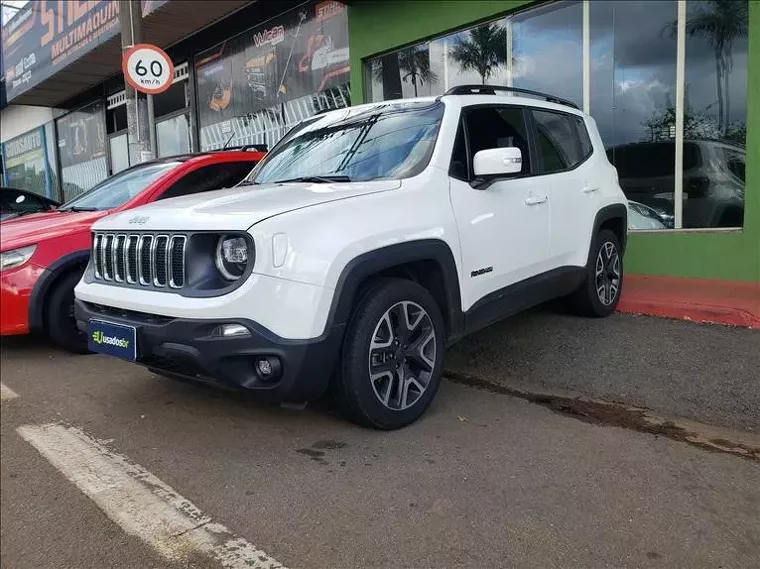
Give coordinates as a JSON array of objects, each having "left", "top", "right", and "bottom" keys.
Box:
[
  {"left": 1, "top": 127, "right": 50, "bottom": 197},
  {"left": 195, "top": 0, "right": 350, "bottom": 150},
  {"left": 2, "top": 0, "right": 167, "bottom": 102},
  {"left": 56, "top": 100, "right": 108, "bottom": 198}
]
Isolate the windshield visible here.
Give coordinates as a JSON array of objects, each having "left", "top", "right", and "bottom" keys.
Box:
[
  {"left": 59, "top": 161, "right": 182, "bottom": 211},
  {"left": 250, "top": 101, "right": 444, "bottom": 184}
]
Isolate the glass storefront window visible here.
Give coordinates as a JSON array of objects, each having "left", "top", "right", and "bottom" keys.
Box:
[
  {"left": 369, "top": 43, "right": 440, "bottom": 100},
  {"left": 682, "top": 0, "right": 747, "bottom": 228},
  {"left": 513, "top": 1, "right": 582, "bottom": 107},
  {"left": 156, "top": 114, "right": 191, "bottom": 157},
  {"left": 368, "top": 19, "right": 509, "bottom": 101},
  {"left": 56, "top": 100, "right": 108, "bottom": 201},
  {"left": 109, "top": 134, "right": 130, "bottom": 174},
  {"left": 591, "top": 0, "right": 678, "bottom": 226},
  {"left": 194, "top": 0, "right": 351, "bottom": 151},
  {"left": 365, "top": 0, "right": 747, "bottom": 230}
]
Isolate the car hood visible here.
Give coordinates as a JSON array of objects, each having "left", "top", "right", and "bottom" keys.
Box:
[
  {"left": 94, "top": 180, "right": 402, "bottom": 232},
  {"left": 0, "top": 210, "right": 106, "bottom": 252}
]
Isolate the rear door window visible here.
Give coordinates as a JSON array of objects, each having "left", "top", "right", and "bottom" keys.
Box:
[
  {"left": 574, "top": 116, "right": 593, "bottom": 159},
  {"left": 531, "top": 109, "right": 585, "bottom": 174}
]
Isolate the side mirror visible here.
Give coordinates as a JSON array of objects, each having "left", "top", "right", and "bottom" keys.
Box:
[{"left": 473, "top": 147, "right": 523, "bottom": 178}]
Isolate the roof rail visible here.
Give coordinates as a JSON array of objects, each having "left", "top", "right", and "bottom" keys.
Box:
[{"left": 443, "top": 85, "right": 580, "bottom": 110}]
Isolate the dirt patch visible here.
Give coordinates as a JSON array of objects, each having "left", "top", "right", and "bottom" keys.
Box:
[{"left": 444, "top": 371, "right": 760, "bottom": 462}]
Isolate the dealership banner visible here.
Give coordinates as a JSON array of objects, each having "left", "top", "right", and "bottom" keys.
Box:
[
  {"left": 1, "top": 126, "right": 51, "bottom": 197},
  {"left": 3, "top": 128, "right": 45, "bottom": 168},
  {"left": 1, "top": 0, "right": 167, "bottom": 101},
  {"left": 195, "top": 0, "right": 350, "bottom": 150},
  {"left": 56, "top": 100, "right": 106, "bottom": 169}
]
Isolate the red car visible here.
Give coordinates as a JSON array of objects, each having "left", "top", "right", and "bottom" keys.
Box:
[{"left": 0, "top": 149, "right": 264, "bottom": 352}]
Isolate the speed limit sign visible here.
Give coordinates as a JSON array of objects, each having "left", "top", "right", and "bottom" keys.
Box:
[{"left": 122, "top": 43, "right": 175, "bottom": 95}]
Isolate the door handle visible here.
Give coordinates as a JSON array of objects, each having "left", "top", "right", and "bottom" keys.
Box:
[
  {"left": 525, "top": 194, "right": 548, "bottom": 206},
  {"left": 582, "top": 185, "right": 600, "bottom": 193}
]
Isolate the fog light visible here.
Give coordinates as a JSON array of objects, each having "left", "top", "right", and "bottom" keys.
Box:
[
  {"left": 257, "top": 359, "right": 272, "bottom": 375},
  {"left": 255, "top": 356, "right": 282, "bottom": 381},
  {"left": 212, "top": 324, "right": 250, "bottom": 337}
]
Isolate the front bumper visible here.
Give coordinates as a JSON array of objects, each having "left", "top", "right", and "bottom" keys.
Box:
[
  {"left": 75, "top": 299, "right": 345, "bottom": 402},
  {"left": 1, "top": 262, "right": 45, "bottom": 335}
]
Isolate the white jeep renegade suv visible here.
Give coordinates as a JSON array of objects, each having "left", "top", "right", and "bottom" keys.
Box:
[{"left": 75, "top": 85, "right": 628, "bottom": 429}]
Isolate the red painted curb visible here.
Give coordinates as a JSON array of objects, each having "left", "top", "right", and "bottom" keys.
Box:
[{"left": 617, "top": 275, "right": 760, "bottom": 329}]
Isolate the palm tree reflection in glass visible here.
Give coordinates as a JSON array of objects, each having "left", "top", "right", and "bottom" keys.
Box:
[
  {"left": 373, "top": 46, "right": 438, "bottom": 98},
  {"left": 449, "top": 23, "right": 508, "bottom": 84},
  {"left": 670, "top": 0, "right": 748, "bottom": 135}
]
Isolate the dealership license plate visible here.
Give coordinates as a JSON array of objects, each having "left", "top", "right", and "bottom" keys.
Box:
[{"left": 88, "top": 319, "right": 137, "bottom": 361}]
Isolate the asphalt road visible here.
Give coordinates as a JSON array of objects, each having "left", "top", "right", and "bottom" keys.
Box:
[
  {"left": 447, "top": 308, "right": 760, "bottom": 433},
  {"left": 2, "top": 312, "right": 759, "bottom": 568}
]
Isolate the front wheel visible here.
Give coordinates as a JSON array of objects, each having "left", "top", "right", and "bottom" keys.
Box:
[
  {"left": 46, "top": 270, "right": 89, "bottom": 354},
  {"left": 333, "top": 279, "right": 445, "bottom": 430},
  {"left": 570, "top": 229, "right": 623, "bottom": 317}
]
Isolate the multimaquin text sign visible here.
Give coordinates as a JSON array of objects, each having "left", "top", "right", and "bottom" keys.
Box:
[{"left": 1, "top": 0, "right": 166, "bottom": 101}]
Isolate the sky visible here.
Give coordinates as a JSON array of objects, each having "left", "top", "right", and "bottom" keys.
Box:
[{"left": 1, "top": 0, "right": 28, "bottom": 26}]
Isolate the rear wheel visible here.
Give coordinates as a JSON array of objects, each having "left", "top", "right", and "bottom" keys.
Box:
[
  {"left": 45, "top": 270, "right": 89, "bottom": 354},
  {"left": 333, "top": 279, "right": 445, "bottom": 430},
  {"left": 570, "top": 229, "right": 623, "bottom": 317}
]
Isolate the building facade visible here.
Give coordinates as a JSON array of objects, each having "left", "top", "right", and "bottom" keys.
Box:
[
  {"left": 1, "top": 0, "right": 758, "bottom": 283},
  {"left": 1, "top": 0, "right": 351, "bottom": 199},
  {"left": 347, "top": 0, "right": 758, "bottom": 283}
]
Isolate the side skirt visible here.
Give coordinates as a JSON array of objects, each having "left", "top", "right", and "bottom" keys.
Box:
[{"left": 463, "top": 266, "right": 585, "bottom": 337}]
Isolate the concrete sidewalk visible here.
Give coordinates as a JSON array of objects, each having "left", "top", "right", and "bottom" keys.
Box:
[{"left": 618, "top": 275, "right": 760, "bottom": 329}]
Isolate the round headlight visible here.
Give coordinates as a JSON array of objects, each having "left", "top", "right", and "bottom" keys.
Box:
[{"left": 215, "top": 236, "right": 250, "bottom": 281}]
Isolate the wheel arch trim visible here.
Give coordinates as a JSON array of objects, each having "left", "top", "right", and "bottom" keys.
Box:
[
  {"left": 28, "top": 250, "right": 90, "bottom": 333},
  {"left": 592, "top": 203, "right": 628, "bottom": 255},
  {"left": 326, "top": 239, "right": 465, "bottom": 342}
]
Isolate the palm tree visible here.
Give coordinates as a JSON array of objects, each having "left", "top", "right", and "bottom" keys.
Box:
[
  {"left": 679, "top": 0, "right": 748, "bottom": 134},
  {"left": 448, "top": 23, "right": 507, "bottom": 84},
  {"left": 372, "top": 46, "right": 437, "bottom": 98},
  {"left": 398, "top": 46, "right": 437, "bottom": 97}
]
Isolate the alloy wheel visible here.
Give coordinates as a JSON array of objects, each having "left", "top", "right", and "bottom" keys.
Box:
[
  {"left": 595, "top": 241, "right": 621, "bottom": 306},
  {"left": 368, "top": 301, "right": 437, "bottom": 411}
]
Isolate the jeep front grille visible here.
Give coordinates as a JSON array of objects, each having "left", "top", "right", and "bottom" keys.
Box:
[{"left": 93, "top": 232, "right": 187, "bottom": 289}]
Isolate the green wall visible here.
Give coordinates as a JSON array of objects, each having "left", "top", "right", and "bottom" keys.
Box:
[{"left": 347, "top": 0, "right": 760, "bottom": 282}]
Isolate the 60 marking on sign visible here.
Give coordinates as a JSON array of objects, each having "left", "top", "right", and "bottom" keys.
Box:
[{"left": 122, "top": 43, "right": 174, "bottom": 95}]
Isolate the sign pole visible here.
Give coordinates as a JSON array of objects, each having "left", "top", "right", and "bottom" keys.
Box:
[
  {"left": 119, "top": 0, "right": 154, "bottom": 164},
  {"left": 147, "top": 94, "right": 157, "bottom": 156}
]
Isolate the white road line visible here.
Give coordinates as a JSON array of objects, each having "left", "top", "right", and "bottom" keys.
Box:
[
  {"left": 1, "top": 382, "right": 19, "bottom": 400},
  {"left": 17, "top": 423, "right": 286, "bottom": 569}
]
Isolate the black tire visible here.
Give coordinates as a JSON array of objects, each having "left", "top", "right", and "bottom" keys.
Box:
[
  {"left": 570, "top": 229, "right": 623, "bottom": 317},
  {"left": 45, "top": 270, "right": 89, "bottom": 354},
  {"left": 333, "top": 278, "right": 445, "bottom": 430}
]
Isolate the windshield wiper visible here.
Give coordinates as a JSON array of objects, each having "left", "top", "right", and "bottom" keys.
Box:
[
  {"left": 236, "top": 179, "right": 259, "bottom": 186},
  {"left": 58, "top": 206, "right": 100, "bottom": 212},
  {"left": 273, "top": 175, "right": 352, "bottom": 184}
]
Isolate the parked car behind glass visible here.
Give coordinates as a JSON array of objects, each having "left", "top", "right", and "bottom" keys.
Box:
[{"left": 609, "top": 140, "right": 745, "bottom": 229}]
